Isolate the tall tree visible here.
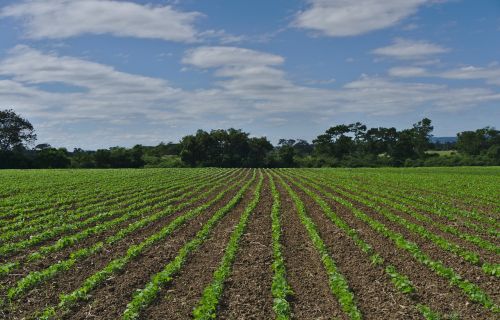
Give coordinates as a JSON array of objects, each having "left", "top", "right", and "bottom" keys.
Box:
[
  {"left": 0, "top": 109, "right": 37, "bottom": 151},
  {"left": 411, "top": 118, "right": 434, "bottom": 158}
]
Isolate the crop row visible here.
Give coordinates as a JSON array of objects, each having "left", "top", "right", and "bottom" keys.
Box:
[
  {"left": 0, "top": 168, "right": 212, "bottom": 234},
  {"left": 278, "top": 171, "right": 442, "bottom": 319},
  {"left": 0, "top": 169, "right": 233, "bottom": 259},
  {"left": 313, "top": 169, "right": 499, "bottom": 228},
  {"left": 0, "top": 171, "right": 227, "bottom": 278},
  {"left": 294, "top": 170, "right": 499, "bottom": 277},
  {"left": 4, "top": 169, "right": 245, "bottom": 300},
  {"left": 267, "top": 172, "right": 293, "bottom": 320},
  {"left": 192, "top": 171, "right": 264, "bottom": 319},
  {"left": 0, "top": 170, "right": 164, "bottom": 220},
  {"left": 38, "top": 170, "right": 255, "bottom": 319},
  {"left": 297, "top": 173, "right": 499, "bottom": 314},
  {"left": 275, "top": 173, "right": 362, "bottom": 320},
  {"left": 0, "top": 168, "right": 216, "bottom": 243},
  {"left": 120, "top": 170, "right": 257, "bottom": 320}
]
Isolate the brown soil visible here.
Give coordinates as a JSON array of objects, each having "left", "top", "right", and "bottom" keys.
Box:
[
  {"left": 335, "top": 183, "right": 499, "bottom": 242},
  {"left": 0, "top": 170, "right": 241, "bottom": 282},
  {"left": 1, "top": 171, "right": 249, "bottom": 320},
  {"left": 0, "top": 187, "right": 187, "bottom": 266},
  {"left": 1, "top": 170, "right": 498, "bottom": 320},
  {"left": 0, "top": 171, "right": 241, "bottom": 293},
  {"left": 1, "top": 184, "right": 171, "bottom": 244},
  {"left": 304, "top": 180, "right": 497, "bottom": 319},
  {"left": 276, "top": 178, "right": 347, "bottom": 320},
  {"left": 327, "top": 185, "right": 500, "bottom": 301},
  {"left": 216, "top": 175, "right": 274, "bottom": 320},
  {"left": 67, "top": 172, "right": 258, "bottom": 320},
  {"left": 284, "top": 177, "right": 421, "bottom": 319}
]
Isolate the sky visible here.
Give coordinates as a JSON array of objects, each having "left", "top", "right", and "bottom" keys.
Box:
[{"left": 0, "top": 0, "right": 499, "bottom": 149}]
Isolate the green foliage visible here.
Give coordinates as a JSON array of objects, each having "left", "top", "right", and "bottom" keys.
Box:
[
  {"left": 192, "top": 172, "right": 263, "bottom": 319},
  {"left": 5, "top": 170, "right": 239, "bottom": 300},
  {"left": 0, "top": 109, "right": 36, "bottom": 151},
  {"left": 122, "top": 170, "right": 257, "bottom": 320},
  {"left": 275, "top": 173, "right": 362, "bottom": 320},
  {"left": 179, "top": 128, "right": 273, "bottom": 167},
  {"left": 302, "top": 176, "right": 499, "bottom": 313},
  {"left": 143, "top": 155, "right": 186, "bottom": 168},
  {"left": 268, "top": 173, "right": 293, "bottom": 319},
  {"left": 385, "top": 265, "right": 415, "bottom": 294},
  {"left": 2, "top": 110, "right": 500, "bottom": 168}
]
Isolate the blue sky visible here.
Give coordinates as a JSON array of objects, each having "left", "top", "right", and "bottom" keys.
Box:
[{"left": 0, "top": 0, "right": 499, "bottom": 149}]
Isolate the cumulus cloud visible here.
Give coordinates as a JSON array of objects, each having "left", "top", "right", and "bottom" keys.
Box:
[
  {"left": 373, "top": 38, "right": 449, "bottom": 60},
  {"left": 339, "top": 75, "right": 500, "bottom": 114},
  {"left": 1, "top": 0, "right": 201, "bottom": 42},
  {"left": 182, "top": 46, "right": 284, "bottom": 68},
  {"left": 0, "top": 45, "right": 183, "bottom": 123},
  {"left": 183, "top": 46, "right": 500, "bottom": 117},
  {"left": 439, "top": 66, "right": 500, "bottom": 86},
  {"left": 294, "top": 0, "right": 430, "bottom": 37},
  {"left": 388, "top": 66, "right": 428, "bottom": 77},
  {"left": 1, "top": 45, "right": 499, "bottom": 148},
  {"left": 388, "top": 64, "right": 500, "bottom": 86}
]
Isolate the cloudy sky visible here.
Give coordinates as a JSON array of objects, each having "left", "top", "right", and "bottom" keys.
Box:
[{"left": 0, "top": 0, "right": 499, "bottom": 149}]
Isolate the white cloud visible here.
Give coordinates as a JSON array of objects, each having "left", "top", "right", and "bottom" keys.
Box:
[
  {"left": 1, "top": 45, "right": 499, "bottom": 148},
  {"left": 439, "top": 66, "right": 500, "bottom": 86},
  {"left": 183, "top": 46, "right": 500, "bottom": 117},
  {"left": 182, "top": 46, "right": 284, "bottom": 68},
  {"left": 294, "top": 0, "right": 430, "bottom": 37},
  {"left": 388, "top": 66, "right": 428, "bottom": 77},
  {"left": 388, "top": 64, "right": 500, "bottom": 86},
  {"left": 373, "top": 38, "right": 449, "bottom": 60},
  {"left": 339, "top": 75, "right": 500, "bottom": 114},
  {"left": 0, "top": 45, "right": 184, "bottom": 124},
  {"left": 1, "top": 0, "right": 200, "bottom": 42}
]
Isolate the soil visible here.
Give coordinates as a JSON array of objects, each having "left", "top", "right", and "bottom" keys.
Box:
[
  {"left": 1, "top": 169, "right": 498, "bottom": 320},
  {"left": 300, "top": 177, "right": 497, "bottom": 319},
  {"left": 276, "top": 178, "right": 347, "bottom": 320},
  {"left": 1, "top": 171, "right": 249, "bottom": 320},
  {"left": 216, "top": 175, "right": 274, "bottom": 320},
  {"left": 285, "top": 178, "right": 422, "bottom": 319},
  {"left": 61, "top": 170, "right": 255, "bottom": 319}
]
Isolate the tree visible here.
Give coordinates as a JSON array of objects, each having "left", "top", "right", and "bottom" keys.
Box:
[
  {"left": 364, "top": 127, "right": 398, "bottom": 155},
  {"left": 277, "top": 139, "right": 296, "bottom": 167},
  {"left": 293, "top": 139, "right": 313, "bottom": 156},
  {"left": 390, "top": 129, "right": 417, "bottom": 164},
  {"left": 411, "top": 118, "right": 433, "bottom": 158},
  {"left": 36, "top": 148, "right": 71, "bottom": 168},
  {"left": 456, "top": 127, "right": 499, "bottom": 156},
  {"left": 0, "top": 109, "right": 37, "bottom": 151},
  {"left": 313, "top": 123, "right": 358, "bottom": 159},
  {"left": 71, "top": 148, "right": 96, "bottom": 168},
  {"left": 456, "top": 131, "right": 483, "bottom": 155},
  {"left": 179, "top": 130, "right": 220, "bottom": 167},
  {"left": 245, "top": 137, "right": 273, "bottom": 167},
  {"left": 35, "top": 143, "right": 52, "bottom": 151}
]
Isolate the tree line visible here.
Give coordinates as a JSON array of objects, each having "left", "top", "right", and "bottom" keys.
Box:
[{"left": 1, "top": 109, "right": 499, "bottom": 169}]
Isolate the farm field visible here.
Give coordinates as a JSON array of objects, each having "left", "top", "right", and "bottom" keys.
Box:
[{"left": 0, "top": 167, "right": 498, "bottom": 320}]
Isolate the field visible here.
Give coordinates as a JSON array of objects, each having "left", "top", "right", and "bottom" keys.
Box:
[{"left": 0, "top": 167, "right": 498, "bottom": 320}]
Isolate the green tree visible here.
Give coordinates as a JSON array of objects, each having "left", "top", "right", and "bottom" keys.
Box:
[
  {"left": 278, "top": 139, "right": 296, "bottom": 167},
  {"left": 36, "top": 148, "right": 71, "bottom": 168},
  {"left": 0, "top": 109, "right": 37, "bottom": 151},
  {"left": 389, "top": 129, "right": 417, "bottom": 165},
  {"left": 456, "top": 131, "right": 483, "bottom": 155},
  {"left": 245, "top": 137, "right": 273, "bottom": 167},
  {"left": 412, "top": 118, "right": 434, "bottom": 158},
  {"left": 457, "top": 127, "right": 499, "bottom": 156}
]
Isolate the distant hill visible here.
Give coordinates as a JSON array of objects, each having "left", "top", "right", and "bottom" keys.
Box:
[{"left": 431, "top": 136, "right": 457, "bottom": 144}]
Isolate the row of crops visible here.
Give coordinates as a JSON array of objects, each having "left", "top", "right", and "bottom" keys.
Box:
[{"left": 0, "top": 167, "right": 498, "bottom": 319}]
